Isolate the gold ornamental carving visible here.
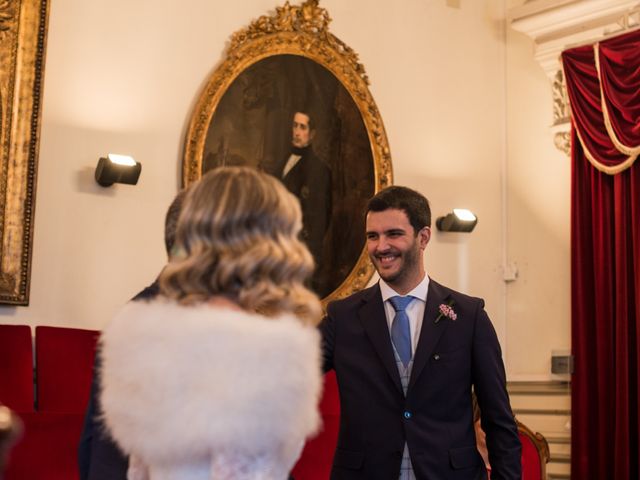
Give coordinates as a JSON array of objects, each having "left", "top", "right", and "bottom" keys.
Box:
[
  {"left": 0, "top": 0, "right": 49, "bottom": 304},
  {"left": 554, "top": 131, "right": 571, "bottom": 156},
  {"left": 552, "top": 70, "right": 570, "bottom": 126},
  {"left": 0, "top": 1, "right": 14, "bottom": 32},
  {"left": 551, "top": 69, "right": 571, "bottom": 157}
]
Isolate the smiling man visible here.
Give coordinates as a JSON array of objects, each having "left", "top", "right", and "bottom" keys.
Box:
[{"left": 319, "top": 186, "right": 521, "bottom": 480}]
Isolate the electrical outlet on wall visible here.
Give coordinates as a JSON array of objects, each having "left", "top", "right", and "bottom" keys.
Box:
[{"left": 503, "top": 262, "right": 518, "bottom": 283}]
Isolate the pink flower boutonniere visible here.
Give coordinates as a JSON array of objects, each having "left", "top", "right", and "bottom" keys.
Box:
[{"left": 435, "top": 300, "right": 457, "bottom": 323}]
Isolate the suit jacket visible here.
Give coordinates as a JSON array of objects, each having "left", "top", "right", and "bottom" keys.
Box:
[
  {"left": 78, "top": 282, "right": 160, "bottom": 480},
  {"left": 320, "top": 279, "right": 521, "bottom": 480}
]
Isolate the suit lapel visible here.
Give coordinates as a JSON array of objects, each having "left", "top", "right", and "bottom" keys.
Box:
[
  {"left": 358, "top": 284, "right": 404, "bottom": 396},
  {"left": 409, "top": 279, "right": 451, "bottom": 390}
]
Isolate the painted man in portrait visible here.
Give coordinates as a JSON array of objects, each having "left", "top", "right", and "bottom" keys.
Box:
[{"left": 280, "top": 110, "right": 332, "bottom": 291}]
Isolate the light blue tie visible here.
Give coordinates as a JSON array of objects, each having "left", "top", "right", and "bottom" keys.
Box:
[{"left": 389, "top": 296, "right": 413, "bottom": 368}]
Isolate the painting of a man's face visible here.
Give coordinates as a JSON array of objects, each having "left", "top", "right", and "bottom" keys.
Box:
[{"left": 292, "top": 112, "right": 315, "bottom": 148}]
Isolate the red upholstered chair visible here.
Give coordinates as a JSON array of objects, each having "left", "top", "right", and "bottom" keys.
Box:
[
  {"left": 0, "top": 405, "right": 24, "bottom": 474},
  {"left": 517, "top": 418, "right": 550, "bottom": 480},
  {"left": 292, "top": 371, "right": 340, "bottom": 479},
  {"left": 0, "top": 325, "right": 34, "bottom": 412},
  {"left": 3, "top": 327, "right": 100, "bottom": 479},
  {"left": 4, "top": 411, "right": 84, "bottom": 480},
  {"left": 35, "top": 326, "right": 99, "bottom": 413}
]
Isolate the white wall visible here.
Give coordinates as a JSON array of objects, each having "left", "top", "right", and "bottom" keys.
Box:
[
  {"left": 0, "top": 0, "right": 571, "bottom": 380},
  {"left": 504, "top": 27, "right": 571, "bottom": 380}
]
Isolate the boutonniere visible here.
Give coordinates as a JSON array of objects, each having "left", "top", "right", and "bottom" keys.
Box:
[{"left": 434, "top": 299, "right": 457, "bottom": 323}]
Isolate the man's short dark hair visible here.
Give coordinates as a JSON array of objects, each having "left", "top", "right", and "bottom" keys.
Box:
[
  {"left": 294, "top": 110, "right": 315, "bottom": 131},
  {"left": 164, "top": 189, "right": 188, "bottom": 256},
  {"left": 366, "top": 186, "right": 431, "bottom": 232}
]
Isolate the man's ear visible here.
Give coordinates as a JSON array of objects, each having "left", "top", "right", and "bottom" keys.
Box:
[
  {"left": 309, "top": 129, "right": 316, "bottom": 141},
  {"left": 418, "top": 227, "right": 431, "bottom": 249}
]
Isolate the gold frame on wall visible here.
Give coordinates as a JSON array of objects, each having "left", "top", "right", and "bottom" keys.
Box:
[
  {"left": 182, "top": 0, "right": 392, "bottom": 303},
  {"left": 0, "top": 0, "right": 49, "bottom": 304}
]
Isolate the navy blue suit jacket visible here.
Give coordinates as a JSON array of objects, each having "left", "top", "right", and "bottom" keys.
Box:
[
  {"left": 320, "top": 279, "right": 521, "bottom": 479},
  {"left": 77, "top": 283, "right": 159, "bottom": 480}
]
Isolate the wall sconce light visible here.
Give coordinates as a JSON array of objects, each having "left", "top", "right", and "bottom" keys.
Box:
[
  {"left": 95, "top": 154, "right": 141, "bottom": 187},
  {"left": 436, "top": 209, "right": 478, "bottom": 232}
]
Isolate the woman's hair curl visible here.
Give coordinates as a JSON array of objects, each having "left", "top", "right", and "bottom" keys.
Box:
[{"left": 159, "top": 166, "right": 321, "bottom": 325}]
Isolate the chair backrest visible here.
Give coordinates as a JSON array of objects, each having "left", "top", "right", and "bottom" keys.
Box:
[
  {"left": 35, "top": 326, "right": 99, "bottom": 413},
  {"left": 291, "top": 370, "right": 340, "bottom": 479},
  {"left": 517, "top": 418, "right": 550, "bottom": 480},
  {"left": 0, "top": 325, "right": 34, "bottom": 412}
]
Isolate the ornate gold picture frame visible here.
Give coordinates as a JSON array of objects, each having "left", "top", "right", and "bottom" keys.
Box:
[
  {"left": 183, "top": 0, "right": 392, "bottom": 303},
  {"left": 0, "top": 0, "right": 49, "bottom": 305}
]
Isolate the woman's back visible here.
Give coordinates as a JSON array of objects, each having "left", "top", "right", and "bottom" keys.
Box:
[
  {"left": 99, "top": 167, "right": 323, "bottom": 479},
  {"left": 101, "top": 300, "right": 321, "bottom": 480}
]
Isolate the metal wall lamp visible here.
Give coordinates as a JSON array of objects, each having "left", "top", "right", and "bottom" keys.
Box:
[
  {"left": 95, "top": 154, "right": 141, "bottom": 187},
  {"left": 436, "top": 209, "right": 478, "bottom": 232}
]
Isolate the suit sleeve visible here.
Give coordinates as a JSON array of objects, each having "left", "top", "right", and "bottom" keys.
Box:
[
  {"left": 78, "top": 365, "right": 97, "bottom": 480},
  {"left": 78, "top": 355, "right": 129, "bottom": 480},
  {"left": 470, "top": 301, "right": 521, "bottom": 480},
  {"left": 318, "top": 305, "right": 337, "bottom": 373}
]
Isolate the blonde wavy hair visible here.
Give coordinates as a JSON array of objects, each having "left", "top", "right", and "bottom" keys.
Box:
[{"left": 159, "top": 166, "right": 321, "bottom": 325}]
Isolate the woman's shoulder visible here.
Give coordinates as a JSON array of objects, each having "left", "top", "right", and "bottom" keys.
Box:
[
  {"left": 103, "top": 299, "right": 319, "bottom": 358},
  {"left": 100, "top": 299, "right": 322, "bottom": 464}
]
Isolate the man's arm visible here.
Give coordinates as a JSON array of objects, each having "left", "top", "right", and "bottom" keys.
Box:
[
  {"left": 470, "top": 301, "right": 521, "bottom": 480},
  {"left": 78, "top": 356, "right": 129, "bottom": 480},
  {"left": 78, "top": 362, "right": 99, "bottom": 480},
  {"left": 318, "top": 305, "right": 336, "bottom": 373}
]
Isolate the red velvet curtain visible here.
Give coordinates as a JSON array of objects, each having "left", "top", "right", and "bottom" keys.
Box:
[{"left": 562, "top": 29, "right": 640, "bottom": 480}]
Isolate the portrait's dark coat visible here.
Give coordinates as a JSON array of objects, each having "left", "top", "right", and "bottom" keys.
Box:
[
  {"left": 320, "top": 279, "right": 522, "bottom": 480},
  {"left": 281, "top": 145, "right": 332, "bottom": 272}
]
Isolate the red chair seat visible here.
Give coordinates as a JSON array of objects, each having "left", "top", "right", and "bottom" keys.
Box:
[
  {"left": 292, "top": 371, "right": 340, "bottom": 479},
  {"left": 4, "top": 411, "right": 84, "bottom": 480},
  {"left": 517, "top": 419, "right": 550, "bottom": 480}
]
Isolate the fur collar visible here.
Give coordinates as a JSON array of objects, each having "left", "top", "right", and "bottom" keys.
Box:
[{"left": 100, "top": 300, "right": 322, "bottom": 467}]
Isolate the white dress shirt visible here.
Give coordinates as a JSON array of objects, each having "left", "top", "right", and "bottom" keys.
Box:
[{"left": 282, "top": 154, "right": 301, "bottom": 178}]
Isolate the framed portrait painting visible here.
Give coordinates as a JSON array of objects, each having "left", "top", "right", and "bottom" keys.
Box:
[
  {"left": 0, "top": 0, "right": 49, "bottom": 304},
  {"left": 183, "top": 0, "right": 392, "bottom": 302}
]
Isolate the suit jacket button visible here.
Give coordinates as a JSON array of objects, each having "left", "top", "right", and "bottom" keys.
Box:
[
  {"left": 433, "top": 354, "right": 440, "bottom": 360},
  {"left": 403, "top": 411, "right": 412, "bottom": 419}
]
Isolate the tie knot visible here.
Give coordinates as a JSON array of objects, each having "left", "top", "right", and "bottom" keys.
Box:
[{"left": 389, "top": 296, "right": 413, "bottom": 312}]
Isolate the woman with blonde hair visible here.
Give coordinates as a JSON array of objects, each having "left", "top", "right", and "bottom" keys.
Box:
[{"left": 99, "top": 167, "right": 323, "bottom": 480}]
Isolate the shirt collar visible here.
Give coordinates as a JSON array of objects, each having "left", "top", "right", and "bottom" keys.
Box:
[{"left": 379, "top": 274, "right": 429, "bottom": 303}]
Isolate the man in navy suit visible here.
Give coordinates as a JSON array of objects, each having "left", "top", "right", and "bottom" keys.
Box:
[{"left": 320, "top": 186, "right": 521, "bottom": 479}]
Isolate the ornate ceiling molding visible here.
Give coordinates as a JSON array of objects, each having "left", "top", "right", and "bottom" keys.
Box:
[
  {"left": 510, "top": 0, "right": 640, "bottom": 77},
  {"left": 508, "top": 0, "right": 640, "bottom": 155}
]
